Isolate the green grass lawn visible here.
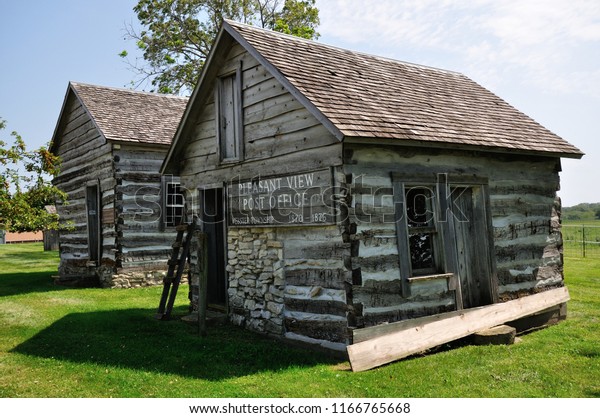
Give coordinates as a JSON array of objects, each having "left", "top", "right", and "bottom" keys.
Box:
[
  {"left": 563, "top": 219, "right": 600, "bottom": 226},
  {"left": 1, "top": 243, "right": 599, "bottom": 397}
]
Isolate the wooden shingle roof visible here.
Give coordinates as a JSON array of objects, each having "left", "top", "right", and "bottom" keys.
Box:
[
  {"left": 224, "top": 20, "right": 583, "bottom": 158},
  {"left": 52, "top": 82, "right": 188, "bottom": 151}
]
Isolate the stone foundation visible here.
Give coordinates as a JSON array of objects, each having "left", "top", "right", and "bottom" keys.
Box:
[
  {"left": 109, "top": 270, "right": 171, "bottom": 288},
  {"left": 187, "top": 224, "right": 352, "bottom": 348},
  {"left": 56, "top": 257, "right": 180, "bottom": 289},
  {"left": 227, "top": 228, "right": 286, "bottom": 337}
]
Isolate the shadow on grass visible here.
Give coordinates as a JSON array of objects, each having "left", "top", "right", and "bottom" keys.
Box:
[
  {"left": 11, "top": 308, "right": 338, "bottom": 380},
  {"left": 0, "top": 271, "right": 65, "bottom": 298}
]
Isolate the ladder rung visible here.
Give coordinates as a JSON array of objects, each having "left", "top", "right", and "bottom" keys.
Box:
[{"left": 157, "top": 224, "right": 192, "bottom": 320}]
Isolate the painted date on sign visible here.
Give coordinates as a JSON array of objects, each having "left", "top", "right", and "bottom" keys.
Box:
[{"left": 288, "top": 213, "right": 304, "bottom": 223}]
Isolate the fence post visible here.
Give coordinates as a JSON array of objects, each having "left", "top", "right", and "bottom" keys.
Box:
[{"left": 582, "top": 224, "right": 586, "bottom": 258}]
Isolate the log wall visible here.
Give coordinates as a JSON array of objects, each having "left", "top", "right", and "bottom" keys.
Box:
[
  {"left": 112, "top": 143, "right": 176, "bottom": 284},
  {"left": 344, "top": 143, "right": 564, "bottom": 329},
  {"left": 53, "top": 95, "right": 116, "bottom": 285},
  {"left": 178, "top": 43, "right": 342, "bottom": 189}
]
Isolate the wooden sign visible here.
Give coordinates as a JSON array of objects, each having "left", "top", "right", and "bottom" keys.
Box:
[
  {"left": 227, "top": 168, "right": 335, "bottom": 227},
  {"left": 102, "top": 208, "right": 115, "bottom": 225}
]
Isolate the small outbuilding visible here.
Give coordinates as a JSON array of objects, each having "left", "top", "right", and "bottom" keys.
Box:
[
  {"left": 162, "top": 21, "right": 583, "bottom": 354},
  {"left": 50, "top": 82, "right": 188, "bottom": 287},
  {"left": 43, "top": 205, "right": 59, "bottom": 251}
]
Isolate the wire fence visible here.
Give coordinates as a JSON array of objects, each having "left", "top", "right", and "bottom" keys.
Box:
[{"left": 562, "top": 225, "right": 600, "bottom": 258}]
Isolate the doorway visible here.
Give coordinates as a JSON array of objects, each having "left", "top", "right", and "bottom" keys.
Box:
[
  {"left": 85, "top": 184, "right": 101, "bottom": 264},
  {"left": 451, "top": 186, "right": 495, "bottom": 308},
  {"left": 200, "top": 188, "right": 227, "bottom": 308}
]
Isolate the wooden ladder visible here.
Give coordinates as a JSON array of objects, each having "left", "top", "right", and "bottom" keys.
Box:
[{"left": 155, "top": 223, "right": 193, "bottom": 320}]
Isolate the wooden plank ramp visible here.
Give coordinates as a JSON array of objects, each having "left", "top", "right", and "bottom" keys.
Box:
[{"left": 347, "top": 287, "right": 570, "bottom": 372}]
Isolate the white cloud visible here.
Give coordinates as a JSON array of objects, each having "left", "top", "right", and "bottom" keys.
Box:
[
  {"left": 317, "top": 0, "right": 600, "bottom": 97},
  {"left": 483, "top": 0, "right": 600, "bottom": 45},
  {"left": 319, "top": 0, "right": 478, "bottom": 47}
]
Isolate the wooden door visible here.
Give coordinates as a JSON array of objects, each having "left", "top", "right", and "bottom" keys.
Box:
[
  {"left": 85, "top": 184, "right": 101, "bottom": 263},
  {"left": 200, "top": 188, "right": 227, "bottom": 308},
  {"left": 451, "top": 186, "right": 494, "bottom": 308}
]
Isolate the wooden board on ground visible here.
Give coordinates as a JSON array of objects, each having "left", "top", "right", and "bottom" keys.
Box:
[{"left": 347, "top": 287, "right": 570, "bottom": 372}]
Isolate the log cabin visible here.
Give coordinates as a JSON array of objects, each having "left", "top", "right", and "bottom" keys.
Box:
[
  {"left": 50, "top": 82, "right": 188, "bottom": 287},
  {"left": 161, "top": 21, "right": 583, "bottom": 354}
]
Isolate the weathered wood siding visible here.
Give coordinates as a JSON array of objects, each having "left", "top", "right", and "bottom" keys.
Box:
[
  {"left": 179, "top": 42, "right": 342, "bottom": 188},
  {"left": 280, "top": 224, "right": 351, "bottom": 350},
  {"left": 179, "top": 40, "right": 349, "bottom": 348},
  {"left": 53, "top": 95, "right": 116, "bottom": 283},
  {"left": 345, "top": 143, "right": 563, "bottom": 328},
  {"left": 54, "top": 97, "right": 178, "bottom": 287},
  {"left": 113, "top": 143, "right": 175, "bottom": 274}
]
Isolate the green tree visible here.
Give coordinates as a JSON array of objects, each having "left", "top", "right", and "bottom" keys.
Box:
[
  {"left": 0, "top": 118, "right": 65, "bottom": 232},
  {"left": 595, "top": 208, "right": 600, "bottom": 220},
  {"left": 121, "top": 0, "right": 320, "bottom": 94}
]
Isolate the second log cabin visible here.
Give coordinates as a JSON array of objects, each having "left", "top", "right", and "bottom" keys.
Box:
[{"left": 50, "top": 82, "right": 188, "bottom": 287}]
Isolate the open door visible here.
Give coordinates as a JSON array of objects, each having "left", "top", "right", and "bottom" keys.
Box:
[
  {"left": 451, "top": 186, "right": 495, "bottom": 308},
  {"left": 200, "top": 188, "right": 227, "bottom": 308},
  {"left": 85, "top": 184, "right": 101, "bottom": 265}
]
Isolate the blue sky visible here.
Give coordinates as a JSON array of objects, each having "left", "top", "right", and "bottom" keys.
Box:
[{"left": 1, "top": 0, "right": 598, "bottom": 206}]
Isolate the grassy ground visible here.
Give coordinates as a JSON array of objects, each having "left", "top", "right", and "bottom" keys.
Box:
[
  {"left": 563, "top": 219, "right": 600, "bottom": 226},
  {"left": 1, "top": 243, "right": 599, "bottom": 398}
]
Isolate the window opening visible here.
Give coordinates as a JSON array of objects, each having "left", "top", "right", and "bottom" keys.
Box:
[
  {"left": 405, "top": 186, "right": 438, "bottom": 275},
  {"left": 165, "top": 182, "right": 185, "bottom": 227}
]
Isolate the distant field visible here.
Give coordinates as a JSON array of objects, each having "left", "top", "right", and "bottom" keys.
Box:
[
  {"left": 563, "top": 219, "right": 600, "bottom": 226},
  {"left": 562, "top": 222, "right": 600, "bottom": 258},
  {"left": 561, "top": 202, "right": 600, "bottom": 223}
]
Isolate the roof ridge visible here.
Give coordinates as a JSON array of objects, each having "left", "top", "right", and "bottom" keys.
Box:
[
  {"left": 224, "top": 19, "right": 463, "bottom": 76},
  {"left": 69, "top": 81, "right": 189, "bottom": 100}
]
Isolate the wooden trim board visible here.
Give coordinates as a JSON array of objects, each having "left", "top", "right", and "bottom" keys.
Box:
[{"left": 347, "top": 287, "right": 570, "bottom": 372}]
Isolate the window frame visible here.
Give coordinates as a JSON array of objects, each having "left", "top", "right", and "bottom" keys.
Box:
[
  {"left": 392, "top": 172, "right": 494, "bottom": 303},
  {"left": 392, "top": 173, "right": 458, "bottom": 298},
  {"left": 215, "top": 62, "right": 243, "bottom": 164},
  {"left": 162, "top": 177, "right": 185, "bottom": 228},
  {"left": 404, "top": 185, "right": 441, "bottom": 276}
]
